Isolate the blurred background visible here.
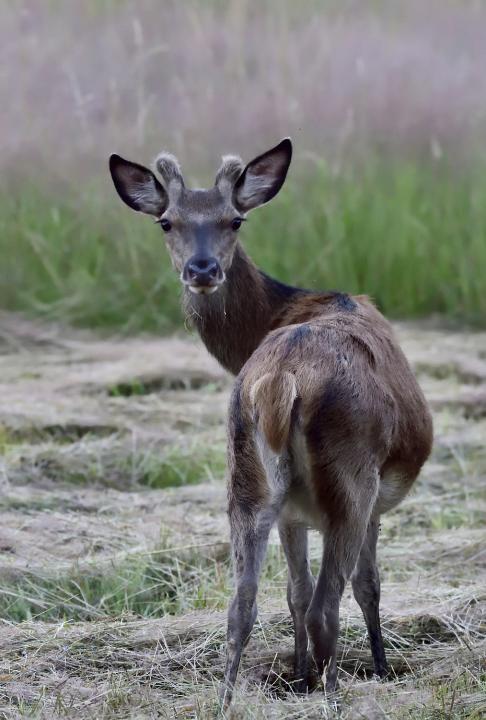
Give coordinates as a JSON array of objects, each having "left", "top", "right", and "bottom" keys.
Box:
[{"left": 2, "top": 0, "right": 486, "bottom": 332}]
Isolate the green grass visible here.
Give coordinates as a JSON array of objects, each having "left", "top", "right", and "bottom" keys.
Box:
[
  {"left": 3, "top": 436, "right": 226, "bottom": 489},
  {"left": 0, "top": 542, "right": 290, "bottom": 623},
  {"left": 0, "top": 549, "right": 227, "bottom": 623},
  {"left": 137, "top": 442, "right": 226, "bottom": 489},
  {"left": 2, "top": 158, "right": 486, "bottom": 332}
]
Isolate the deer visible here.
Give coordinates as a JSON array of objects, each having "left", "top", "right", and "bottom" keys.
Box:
[{"left": 109, "top": 139, "right": 433, "bottom": 706}]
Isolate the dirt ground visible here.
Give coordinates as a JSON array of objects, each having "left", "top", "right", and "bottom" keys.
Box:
[{"left": 0, "top": 312, "right": 485, "bottom": 719}]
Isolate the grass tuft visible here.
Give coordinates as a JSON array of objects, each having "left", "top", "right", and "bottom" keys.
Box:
[{"left": 0, "top": 545, "right": 230, "bottom": 623}]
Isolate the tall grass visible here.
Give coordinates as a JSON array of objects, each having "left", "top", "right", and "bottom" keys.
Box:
[
  {"left": 2, "top": 0, "right": 486, "bottom": 330},
  {"left": 2, "top": 159, "right": 486, "bottom": 332}
]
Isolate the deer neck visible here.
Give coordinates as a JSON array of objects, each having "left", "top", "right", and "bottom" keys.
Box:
[{"left": 182, "top": 244, "right": 301, "bottom": 375}]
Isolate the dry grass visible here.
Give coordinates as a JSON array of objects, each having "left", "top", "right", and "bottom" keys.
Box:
[
  {"left": 0, "top": 315, "right": 485, "bottom": 718},
  {"left": 1, "top": 605, "right": 484, "bottom": 719}
]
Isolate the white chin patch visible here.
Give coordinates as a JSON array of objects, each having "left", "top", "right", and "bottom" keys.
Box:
[{"left": 188, "top": 285, "right": 219, "bottom": 295}]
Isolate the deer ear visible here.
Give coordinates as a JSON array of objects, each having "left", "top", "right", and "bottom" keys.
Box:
[
  {"left": 233, "top": 138, "right": 292, "bottom": 213},
  {"left": 109, "top": 154, "right": 168, "bottom": 216}
]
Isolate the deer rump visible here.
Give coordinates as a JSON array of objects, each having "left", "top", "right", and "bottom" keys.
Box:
[{"left": 245, "top": 320, "right": 391, "bottom": 452}]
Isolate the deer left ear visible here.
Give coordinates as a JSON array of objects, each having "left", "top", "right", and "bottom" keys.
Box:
[
  {"left": 233, "top": 138, "right": 292, "bottom": 213},
  {"left": 109, "top": 154, "right": 168, "bottom": 216}
]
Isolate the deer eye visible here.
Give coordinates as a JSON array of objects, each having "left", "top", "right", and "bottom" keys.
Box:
[
  {"left": 231, "top": 217, "right": 243, "bottom": 231},
  {"left": 159, "top": 218, "right": 172, "bottom": 233}
]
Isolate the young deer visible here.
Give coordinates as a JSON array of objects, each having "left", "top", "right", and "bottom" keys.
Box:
[{"left": 109, "top": 139, "right": 433, "bottom": 704}]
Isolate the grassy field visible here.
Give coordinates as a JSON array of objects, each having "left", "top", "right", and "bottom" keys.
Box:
[{"left": 0, "top": 316, "right": 485, "bottom": 718}]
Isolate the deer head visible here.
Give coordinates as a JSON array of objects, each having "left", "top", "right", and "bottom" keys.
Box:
[{"left": 109, "top": 139, "right": 292, "bottom": 294}]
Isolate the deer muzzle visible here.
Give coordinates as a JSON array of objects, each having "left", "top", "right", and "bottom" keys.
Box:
[{"left": 182, "top": 255, "right": 225, "bottom": 294}]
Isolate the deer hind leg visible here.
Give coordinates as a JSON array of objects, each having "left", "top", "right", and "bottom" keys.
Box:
[
  {"left": 305, "top": 467, "right": 379, "bottom": 693},
  {"left": 278, "top": 518, "right": 315, "bottom": 693},
  {"left": 221, "top": 501, "right": 274, "bottom": 708},
  {"left": 221, "top": 444, "right": 290, "bottom": 707},
  {"left": 351, "top": 515, "right": 388, "bottom": 678}
]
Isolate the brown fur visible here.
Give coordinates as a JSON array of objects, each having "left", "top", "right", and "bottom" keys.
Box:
[
  {"left": 186, "top": 244, "right": 432, "bottom": 523},
  {"left": 236, "top": 290, "right": 432, "bottom": 517}
]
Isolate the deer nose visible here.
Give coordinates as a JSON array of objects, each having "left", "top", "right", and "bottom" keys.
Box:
[{"left": 184, "top": 256, "right": 221, "bottom": 286}]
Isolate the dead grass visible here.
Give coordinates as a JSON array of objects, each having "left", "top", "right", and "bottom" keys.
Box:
[
  {"left": 1, "top": 603, "right": 484, "bottom": 718},
  {"left": 0, "top": 316, "right": 485, "bottom": 718}
]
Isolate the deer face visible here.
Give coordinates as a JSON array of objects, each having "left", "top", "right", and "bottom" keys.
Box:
[{"left": 109, "top": 139, "right": 292, "bottom": 295}]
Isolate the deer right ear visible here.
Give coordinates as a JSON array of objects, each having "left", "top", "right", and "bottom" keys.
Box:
[{"left": 109, "top": 154, "right": 168, "bottom": 216}]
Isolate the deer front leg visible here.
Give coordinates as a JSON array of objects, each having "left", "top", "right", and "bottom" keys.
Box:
[{"left": 220, "top": 500, "right": 277, "bottom": 708}]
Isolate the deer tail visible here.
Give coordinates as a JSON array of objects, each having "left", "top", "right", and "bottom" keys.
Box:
[{"left": 250, "top": 371, "right": 297, "bottom": 454}]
